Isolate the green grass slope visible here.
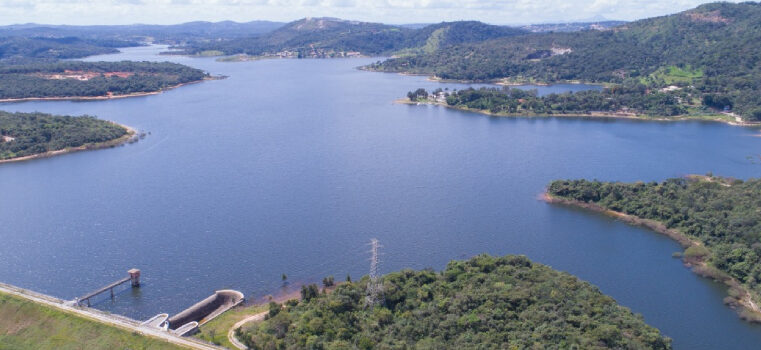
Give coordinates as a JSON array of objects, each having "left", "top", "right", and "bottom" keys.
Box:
[{"left": 0, "top": 291, "right": 184, "bottom": 350}]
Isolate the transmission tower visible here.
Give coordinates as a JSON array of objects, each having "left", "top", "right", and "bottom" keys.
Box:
[{"left": 365, "top": 238, "right": 384, "bottom": 307}]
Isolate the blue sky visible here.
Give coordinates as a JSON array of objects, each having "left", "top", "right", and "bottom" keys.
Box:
[{"left": 0, "top": 0, "right": 742, "bottom": 26}]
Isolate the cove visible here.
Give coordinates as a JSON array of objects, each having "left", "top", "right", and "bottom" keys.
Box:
[{"left": 1, "top": 46, "right": 760, "bottom": 349}]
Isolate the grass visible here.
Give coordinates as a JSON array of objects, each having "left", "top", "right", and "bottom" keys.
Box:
[
  {"left": 193, "top": 304, "right": 266, "bottom": 348},
  {"left": 394, "top": 27, "right": 448, "bottom": 57},
  {"left": 642, "top": 65, "right": 704, "bottom": 85},
  {"left": 0, "top": 291, "right": 186, "bottom": 350}
]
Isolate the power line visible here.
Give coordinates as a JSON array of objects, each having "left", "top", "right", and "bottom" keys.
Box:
[{"left": 365, "top": 238, "right": 384, "bottom": 307}]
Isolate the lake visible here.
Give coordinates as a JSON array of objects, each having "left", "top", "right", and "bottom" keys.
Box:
[{"left": 2, "top": 45, "right": 761, "bottom": 349}]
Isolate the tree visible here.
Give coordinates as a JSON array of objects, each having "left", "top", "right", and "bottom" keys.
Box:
[
  {"left": 267, "top": 301, "right": 281, "bottom": 318},
  {"left": 407, "top": 88, "right": 429, "bottom": 101},
  {"left": 322, "top": 276, "right": 335, "bottom": 288},
  {"left": 749, "top": 108, "right": 761, "bottom": 121},
  {"left": 300, "top": 284, "right": 319, "bottom": 301}
]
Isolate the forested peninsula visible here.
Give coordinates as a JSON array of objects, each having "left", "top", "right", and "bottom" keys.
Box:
[
  {"left": 380, "top": 2, "right": 761, "bottom": 122},
  {"left": 0, "top": 36, "right": 140, "bottom": 61},
  {"left": 0, "top": 111, "right": 133, "bottom": 162},
  {"left": 402, "top": 85, "right": 754, "bottom": 124},
  {"left": 546, "top": 176, "right": 761, "bottom": 322},
  {"left": 236, "top": 254, "right": 672, "bottom": 350},
  {"left": 0, "top": 61, "right": 209, "bottom": 101}
]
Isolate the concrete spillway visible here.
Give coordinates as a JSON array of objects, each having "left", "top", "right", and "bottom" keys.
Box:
[
  {"left": 141, "top": 313, "right": 169, "bottom": 330},
  {"left": 168, "top": 290, "right": 244, "bottom": 331}
]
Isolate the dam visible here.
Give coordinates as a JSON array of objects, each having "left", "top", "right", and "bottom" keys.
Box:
[{"left": 168, "top": 290, "right": 244, "bottom": 334}]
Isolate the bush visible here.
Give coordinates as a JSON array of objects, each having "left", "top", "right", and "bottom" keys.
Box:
[{"left": 684, "top": 245, "right": 711, "bottom": 259}]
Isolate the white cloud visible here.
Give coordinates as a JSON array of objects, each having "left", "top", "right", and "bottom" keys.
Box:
[{"left": 0, "top": 0, "right": 744, "bottom": 25}]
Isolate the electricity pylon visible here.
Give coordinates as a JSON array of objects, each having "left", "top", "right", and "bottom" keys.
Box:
[{"left": 365, "top": 238, "right": 383, "bottom": 307}]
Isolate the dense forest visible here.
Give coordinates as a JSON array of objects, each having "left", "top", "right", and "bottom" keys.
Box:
[
  {"left": 0, "top": 61, "right": 208, "bottom": 99},
  {"left": 376, "top": 2, "right": 761, "bottom": 120},
  {"left": 409, "top": 85, "right": 688, "bottom": 117},
  {"left": 547, "top": 177, "right": 761, "bottom": 319},
  {"left": 0, "top": 36, "right": 138, "bottom": 60},
  {"left": 237, "top": 254, "right": 672, "bottom": 350},
  {"left": 179, "top": 18, "right": 526, "bottom": 57},
  {"left": 0, "top": 111, "right": 128, "bottom": 160}
]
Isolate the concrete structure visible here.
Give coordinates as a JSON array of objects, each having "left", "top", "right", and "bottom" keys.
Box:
[
  {"left": 141, "top": 313, "right": 169, "bottom": 330},
  {"left": 172, "top": 321, "right": 199, "bottom": 336},
  {"left": 128, "top": 268, "right": 141, "bottom": 287},
  {"left": 168, "top": 290, "right": 244, "bottom": 330},
  {"left": 77, "top": 268, "right": 141, "bottom": 307}
]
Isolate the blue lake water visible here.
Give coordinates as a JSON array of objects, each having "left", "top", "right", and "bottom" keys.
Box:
[{"left": 1, "top": 46, "right": 761, "bottom": 349}]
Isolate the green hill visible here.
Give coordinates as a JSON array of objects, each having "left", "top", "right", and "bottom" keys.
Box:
[
  {"left": 236, "top": 255, "right": 672, "bottom": 350},
  {"left": 372, "top": 2, "right": 761, "bottom": 120},
  {"left": 0, "top": 111, "right": 130, "bottom": 160},
  {"left": 397, "top": 21, "right": 527, "bottom": 56},
  {"left": 180, "top": 18, "right": 525, "bottom": 57}
]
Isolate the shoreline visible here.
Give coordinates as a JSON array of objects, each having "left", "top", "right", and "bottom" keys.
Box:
[
  {"left": 541, "top": 192, "right": 761, "bottom": 323},
  {"left": 395, "top": 98, "right": 761, "bottom": 128},
  {"left": 0, "top": 122, "right": 139, "bottom": 165},
  {"left": 0, "top": 76, "right": 221, "bottom": 104},
  {"left": 361, "top": 67, "right": 609, "bottom": 86}
]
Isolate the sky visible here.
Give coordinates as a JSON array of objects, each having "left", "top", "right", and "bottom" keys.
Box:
[{"left": 0, "top": 0, "right": 744, "bottom": 26}]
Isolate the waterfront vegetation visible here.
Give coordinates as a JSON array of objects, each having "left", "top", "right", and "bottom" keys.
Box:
[
  {"left": 236, "top": 255, "right": 672, "bottom": 350},
  {"left": 547, "top": 176, "right": 761, "bottom": 320},
  {"left": 0, "top": 291, "right": 183, "bottom": 350},
  {"left": 378, "top": 2, "right": 761, "bottom": 120},
  {"left": 408, "top": 84, "right": 689, "bottom": 118},
  {"left": 0, "top": 61, "right": 208, "bottom": 100},
  {"left": 0, "top": 111, "right": 128, "bottom": 160}
]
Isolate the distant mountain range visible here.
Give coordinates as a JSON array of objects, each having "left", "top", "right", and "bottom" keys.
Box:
[
  {"left": 0, "top": 17, "right": 628, "bottom": 59},
  {"left": 176, "top": 17, "right": 631, "bottom": 56},
  {"left": 0, "top": 20, "right": 285, "bottom": 44},
  {"left": 174, "top": 18, "right": 530, "bottom": 57}
]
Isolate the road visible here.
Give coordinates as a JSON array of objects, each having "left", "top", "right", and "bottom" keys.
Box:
[
  {"left": 0, "top": 282, "right": 223, "bottom": 350},
  {"left": 227, "top": 311, "right": 267, "bottom": 350}
]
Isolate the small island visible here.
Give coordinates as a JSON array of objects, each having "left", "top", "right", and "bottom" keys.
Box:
[
  {"left": 400, "top": 86, "right": 760, "bottom": 126},
  {"left": 0, "top": 111, "right": 136, "bottom": 163},
  {"left": 0, "top": 61, "right": 211, "bottom": 102},
  {"left": 545, "top": 176, "right": 761, "bottom": 323},
  {"left": 235, "top": 254, "right": 672, "bottom": 350}
]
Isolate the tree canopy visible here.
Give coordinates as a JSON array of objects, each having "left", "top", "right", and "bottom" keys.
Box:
[
  {"left": 0, "top": 111, "right": 128, "bottom": 160},
  {"left": 0, "top": 61, "right": 208, "bottom": 99},
  {"left": 237, "top": 254, "right": 672, "bottom": 350}
]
